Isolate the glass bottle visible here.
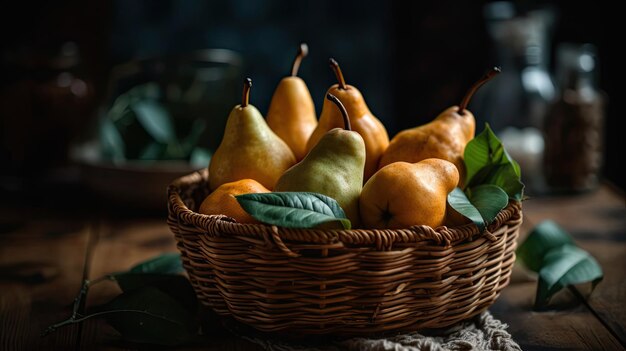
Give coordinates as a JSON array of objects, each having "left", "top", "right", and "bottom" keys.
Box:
[
  {"left": 543, "top": 43, "right": 605, "bottom": 193},
  {"left": 475, "top": 2, "right": 557, "bottom": 195}
]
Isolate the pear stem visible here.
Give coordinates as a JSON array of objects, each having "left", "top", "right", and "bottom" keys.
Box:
[
  {"left": 458, "top": 66, "right": 501, "bottom": 114},
  {"left": 291, "top": 43, "right": 308, "bottom": 77},
  {"left": 242, "top": 78, "right": 252, "bottom": 107},
  {"left": 329, "top": 58, "right": 347, "bottom": 90},
  {"left": 326, "top": 93, "right": 351, "bottom": 131}
]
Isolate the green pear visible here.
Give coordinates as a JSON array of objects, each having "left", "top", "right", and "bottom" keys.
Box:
[
  {"left": 209, "top": 78, "right": 296, "bottom": 191},
  {"left": 274, "top": 93, "right": 365, "bottom": 226}
]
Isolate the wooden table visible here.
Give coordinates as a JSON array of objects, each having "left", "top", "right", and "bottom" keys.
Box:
[{"left": 1, "top": 181, "right": 624, "bottom": 350}]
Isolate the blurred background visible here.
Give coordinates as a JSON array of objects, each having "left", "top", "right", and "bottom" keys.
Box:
[{"left": 0, "top": 0, "right": 621, "bottom": 211}]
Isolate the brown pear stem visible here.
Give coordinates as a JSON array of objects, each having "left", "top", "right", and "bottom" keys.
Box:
[
  {"left": 242, "top": 78, "right": 252, "bottom": 107},
  {"left": 290, "top": 43, "right": 308, "bottom": 77},
  {"left": 326, "top": 93, "right": 351, "bottom": 131},
  {"left": 329, "top": 58, "right": 347, "bottom": 90},
  {"left": 458, "top": 66, "right": 501, "bottom": 114}
]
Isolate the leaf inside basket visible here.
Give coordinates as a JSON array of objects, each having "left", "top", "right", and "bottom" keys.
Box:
[
  {"left": 447, "top": 185, "right": 508, "bottom": 232},
  {"left": 236, "top": 192, "right": 351, "bottom": 229},
  {"left": 464, "top": 123, "right": 524, "bottom": 201}
]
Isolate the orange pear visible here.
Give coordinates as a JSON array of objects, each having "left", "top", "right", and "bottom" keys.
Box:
[
  {"left": 360, "top": 159, "right": 459, "bottom": 229},
  {"left": 199, "top": 179, "right": 269, "bottom": 223},
  {"left": 306, "top": 58, "right": 389, "bottom": 182},
  {"left": 379, "top": 67, "right": 501, "bottom": 184}
]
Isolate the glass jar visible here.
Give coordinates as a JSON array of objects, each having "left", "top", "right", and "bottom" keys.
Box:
[
  {"left": 0, "top": 42, "right": 95, "bottom": 176},
  {"left": 543, "top": 43, "right": 605, "bottom": 193}
]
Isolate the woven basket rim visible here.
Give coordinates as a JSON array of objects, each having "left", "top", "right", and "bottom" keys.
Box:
[{"left": 168, "top": 168, "right": 522, "bottom": 254}]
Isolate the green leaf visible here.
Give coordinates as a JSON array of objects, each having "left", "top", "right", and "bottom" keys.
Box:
[
  {"left": 516, "top": 221, "right": 603, "bottom": 309},
  {"left": 182, "top": 118, "right": 208, "bottom": 153},
  {"left": 99, "top": 117, "right": 125, "bottom": 162},
  {"left": 128, "top": 252, "right": 184, "bottom": 274},
  {"left": 464, "top": 124, "right": 524, "bottom": 200},
  {"left": 447, "top": 188, "right": 485, "bottom": 231},
  {"left": 236, "top": 192, "right": 351, "bottom": 229},
  {"left": 467, "top": 184, "right": 509, "bottom": 225},
  {"left": 107, "top": 93, "right": 131, "bottom": 123},
  {"left": 132, "top": 100, "right": 176, "bottom": 143},
  {"left": 126, "top": 82, "right": 160, "bottom": 100},
  {"left": 111, "top": 273, "right": 197, "bottom": 312},
  {"left": 138, "top": 141, "right": 166, "bottom": 160},
  {"left": 535, "top": 244, "right": 603, "bottom": 308},
  {"left": 110, "top": 253, "right": 193, "bottom": 310},
  {"left": 163, "top": 141, "right": 187, "bottom": 159},
  {"left": 189, "top": 147, "right": 212, "bottom": 169},
  {"left": 517, "top": 220, "right": 575, "bottom": 272},
  {"left": 447, "top": 185, "right": 508, "bottom": 232},
  {"left": 98, "top": 286, "right": 197, "bottom": 345}
]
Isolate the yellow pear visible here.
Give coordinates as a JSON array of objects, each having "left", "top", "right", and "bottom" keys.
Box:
[
  {"left": 379, "top": 67, "right": 501, "bottom": 184},
  {"left": 266, "top": 43, "right": 317, "bottom": 161},
  {"left": 209, "top": 78, "right": 296, "bottom": 191},
  {"left": 306, "top": 58, "right": 389, "bottom": 182}
]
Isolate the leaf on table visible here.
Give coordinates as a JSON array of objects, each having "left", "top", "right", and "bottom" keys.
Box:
[
  {"left": 517, "top": 220, "right": 575, "bottom": 272},
  {"left": 464, "top": 124, "right": 524, "bottom": 200},
  {"left": 128, "top": 252, "right": 184, "bottom": 274},
  {"left": 97, "top": 286, "right": 198, "bottom": 346},
  {"left": 109, "top": 253, "right": 194, "bottom": 309},
  {"left": 516, "top": 220, "right": 603, "bottom": 309},
  {"left": 111, "top": 273, "right": 197, "bottom": 312},
  {"left": 132, "top": 100, "right": 176, "bottom": 144},
  {"left": 535, "top": 244, "right": 603, "bottom": 308},
  {"left": 236, "top": 192, "right": 351, "bottom": 229}
]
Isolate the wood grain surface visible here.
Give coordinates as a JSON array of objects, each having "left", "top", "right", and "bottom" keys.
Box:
[{"left": 1, "top": 184, "right": 624, "bottom": 350}]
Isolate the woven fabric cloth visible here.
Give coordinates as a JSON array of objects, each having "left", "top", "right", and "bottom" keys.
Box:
[{"left": 243, "top": 311, "right": 521, "bottom": 351}]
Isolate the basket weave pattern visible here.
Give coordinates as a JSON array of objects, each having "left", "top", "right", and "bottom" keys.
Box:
[{"left": 167, "top": 169, "right": 522, "bottom": 335}]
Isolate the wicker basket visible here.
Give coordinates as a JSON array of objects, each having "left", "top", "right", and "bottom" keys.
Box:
[{"left": 167, "top": 168, "right": 522, "bottom": 336}]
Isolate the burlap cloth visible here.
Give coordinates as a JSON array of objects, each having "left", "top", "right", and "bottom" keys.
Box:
[{"left": 240, "top": 311, "right": 521, "bottom": 351}]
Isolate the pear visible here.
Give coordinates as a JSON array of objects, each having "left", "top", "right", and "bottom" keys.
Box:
[
  {"left": 275, "top": 93, "right": 365, "bottom": 226},
  {"left": 379, "top": 67, "right": 501, "bottom": 184},
  {"left": 199, "top": 179, "right": 269, "bottom": 224},
  {"left": 209, "top": 78, "right": 296, "bottom": 191},
  {"left": 306, "top": 58, "right": 389, "bottom": 182},
  {"left": 266, "top": 43, "right": 317, "bottom": 161},
  {"left": 360, "top": 158, "right": 460, "bottom": 229}
]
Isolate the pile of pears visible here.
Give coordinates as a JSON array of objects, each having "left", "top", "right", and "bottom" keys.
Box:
[{"left": 201, "top": 43, "right": 500, "bottom": 230}]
